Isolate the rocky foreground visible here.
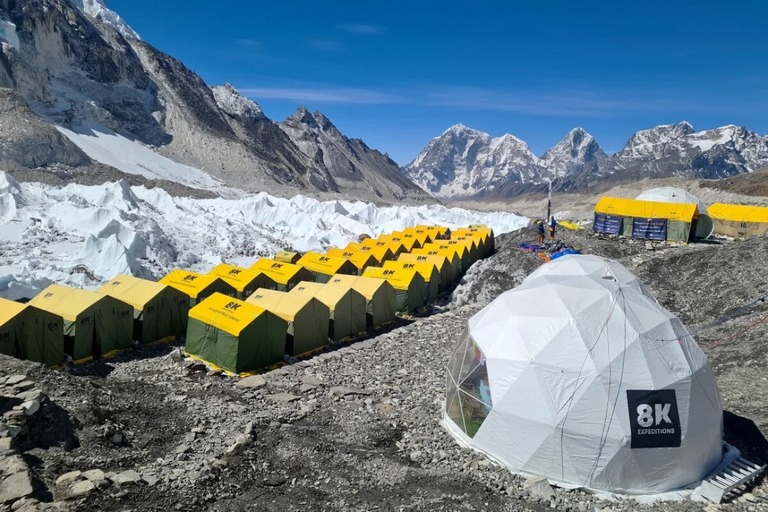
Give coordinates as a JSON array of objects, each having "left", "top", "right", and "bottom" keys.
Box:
[{"left": 0, "top": 229, "right": 767, "bottom": 512}]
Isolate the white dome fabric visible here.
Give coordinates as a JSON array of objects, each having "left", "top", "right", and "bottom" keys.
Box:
[
  {"left": 523, "top": 254, "right": 654, "bottom": 300},
  {"left": 444, "top": 273, "right": 723, "bottom": 494},
  {"left": 635, "top": 187, "right": 713, "bottom": 238}
]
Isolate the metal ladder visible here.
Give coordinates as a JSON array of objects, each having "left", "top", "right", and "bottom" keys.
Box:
[{"left": 697, "top": 456, "right": 765, "bottom": 503}]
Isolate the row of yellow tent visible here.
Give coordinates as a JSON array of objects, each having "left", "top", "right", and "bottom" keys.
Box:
[{"left": 0, "top": 225, "right": 494, "bottom": 374}]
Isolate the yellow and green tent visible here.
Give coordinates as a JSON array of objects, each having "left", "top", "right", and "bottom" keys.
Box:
[
  {"left": 383, "top": 260, "right": 440, "bottom": 304},
  {"left": 594, "top": 197, "right": 698, "bottom": 242},
  {"left": 328, "top": 274, "right": 396, "bottom": 329},
  {"left": 390, "top": 231, "right": 421, "bottom": 252},
  {"left": 403, "top": 227, "right": 433, "bottom": 246},
  {"left": 245, "top": 288, "right": 329, "bottom": 355},
  {"left": 375, "top": 235, "right": 408, "bottom": 257},
  {"left": 186, "top": 293, "right": 287, "bottom": 374},
  {"left": 0, "top": 298, "right": 63, "bottom": 367},
  {"left": 427, "top": 242, "right": 469, "bottom": 274},
  {"left": 451, "top": 236, "right": 480, "bottom": 264},
  {"left": 708, "top": 203, "right": 768, "bottom": 238},
  {"left": 274, "top": 250, "right": 300, "bottom": 264},
  {"left": 412, "top": 246, "right": 461, "bottom": 283},
  {"left": 346, "top": 242, "right": 394, "bottom": 265},
  {"left": 290, "top": 281, "right": 366, "bottom": 341},
  {"left": 326, "top": 247, "right": 378, "bottom": 273},
  {"left": 362, "top": 267, "right": 426, "bottom": 313},
  {"left": 98, "top": 274, "right": 188, "bottom": 344},
  {"left": 159, "top": 269, "right": 236, "bottom": 306},
  {"left": 250, "top": 258, "right": 315, "bottom": 291},
  {"left": 209, "top": 264, "right": 278, "bottom": 299},
  {"left": 297, "top": 252, "right": 358, "bottom": 283},
  {"left": 361, "top": 237, "right": 404, "bottom": 258},
  {"left": 398, "top": 252, "right": 453, "bottom": 292},
  {"left": 29, "top": 284, "right": 133, "bottom": 364}
]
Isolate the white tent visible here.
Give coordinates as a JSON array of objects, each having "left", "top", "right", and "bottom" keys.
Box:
[
  {"left": 636, "top": 187, "right": 713, "bottom": 239},
  {"left": 523, "top": 254, "right": 654, "bottom": 300},
  {"left": 444, "top": 273, "right": 723, "bottom": 494}
]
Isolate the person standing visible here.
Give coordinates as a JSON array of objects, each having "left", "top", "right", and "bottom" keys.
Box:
[
  {"left": 549, "top": 216, "right": 557, "bottom": 240},
  {"left": 537, "top": 220, "right": 546, "bottom": 244}
]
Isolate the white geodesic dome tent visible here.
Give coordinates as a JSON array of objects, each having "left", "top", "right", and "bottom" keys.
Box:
[
  {"left": 523, "top": 254, "right": 654, "bottom": 300},
  {"left": 636, "top": 187, "right": 714, "bottom": 239},
  {"left": 444, "top": 273, "right": 723, "bottom": 494}
]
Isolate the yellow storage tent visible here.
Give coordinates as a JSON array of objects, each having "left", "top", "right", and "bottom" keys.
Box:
[
  {"left": 346, "top": 242, "right": 394, "bottom": 265},
  {"left": 391, "top": 231, "right": 421, "bottom": 251},
  {"left": 412, "top": 246, "right": 461, "bottom": 283},
  {"left": 361, "top": 237, "right": 404, "bottom": 258},
  {"left": 376, "top": 235, "right": 408, "bottom": 256},
  {"left": 209, "top": 263, "right": 278, "bottom": 298},
  {"left": 250, "top": 258, "right": 315, "bottom": 291},
  {"left": 245, "top": 288, "right": 329, "bottom": 355},
  {"left": 98, "top": 274, "right": 188, "bottom": 344},
  {"left": 708, "top": 203, "right": 768, "bottom": 237},
  {"left": 290, "top": 281, "right": 366, "bottom": 341},
  {"left": 160, "top": 270, "right": 237, "bottom": 306},
  {"left": 452, "top": 236, "right": 480, "bottom": 264},
  {"left": 29, "top": 284, "right": 133, "bottom": 364},
  {"left": 453, "top": 228, "right": 493, "bottom": 257},
  {"left": 185, "top": 293, "right": 287, "bottom": 374},
  {"left": 0, "top": 298, "right": 63, "bottom": 367},
  {"left": 326, "top": 248, "right": 378, "bottom": 273},
  {"left": 274, "top": 250, "right": 300, "bottom": 264},
  {"left": 297, "top": 252, "right": 358, "bottom": 283},
  {"left": 417, "top": 225, "right": 450, "bottom": 241},
  {"left": 594, "top": 197, "right": 698, "bottom": 242},
  {"left": 430, "top": 242, "right": 469, "bottom": 274},
  {"left": 327, "top": 274, "right": 397, "bottom": 329},
  {"left": 398, "top": 252, "right": 453, "bottom": 292},
  {"left": 402, "top": 227, "right": 432, "bottom": 246},
  {"left": 362, "top": 267, "right": 426, "bottom": 313},
  {"left": 383, "top": 260, "right": 440, "bottom": 304}
]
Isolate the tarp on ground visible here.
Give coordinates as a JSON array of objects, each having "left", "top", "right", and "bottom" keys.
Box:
[
  {"left": 594, "top": 197, "right": 697, "bottom": 242},
  {"left": 345, "top": 242, "right": 393, "bottom": 265},
  {"left": 326, "top": 248, "right": 378, "bottom": 273},
  {"left": 398, "top": 252, "right": 453, "bottom": 292},
  {"left": 250, "top": 258, "right": 315, "bottom": 291},
  {"left": 97, "top": 274, "right": 188, "bottom": 344},
  {"left": 186, "top": 293, "right": 286, "bottom": 374},
  {"left": 290, "top": 281, "right": 366, "bottom": 341},
  {"left": 209, "top": 264, "right": 278, "bottom": 299},
  {"left": 383, "top": 260, "right": 440, "bottom": 304},
  {"left": 297, "top": 252, "right": 358, "bottom": 283},
  {"left": 708, "top": 203, "right": 768, "bottom": 237},
  {"left": 160, "top": 270, "right": 237, "bottom": 306},
  {"left": 274, "top": 250, "right": 300, "bottom": 264},
  {"left": 327, "top": 274, "right": 397, "bottom": 329},
  {"left": 245, "top": 288, "right": 329, "bottom": 355},
  {"left": 412, "top": 246, "right": 461, "bottom": 283},
  {"left": 362, "top": 267, "right": 426, "bottom": 313},
  {"left": 0, "top": 298, "right": 63, "bottom": 367},
  {"left": 29, "top": 284, "right": 133, "bottom": 363}
]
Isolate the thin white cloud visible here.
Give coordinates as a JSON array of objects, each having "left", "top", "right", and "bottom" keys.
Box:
[
  {"left": 239, "top": 86, "right": 404, "bottom": 105},
  {"left": 235, "top": 38, "right": 261, "bottom": 48},
  {"left": 309, "top": 39, "right": 344, "bottom": 52},
  {"left": 336, "top": 24, "right": 385, "bottom": 34}
]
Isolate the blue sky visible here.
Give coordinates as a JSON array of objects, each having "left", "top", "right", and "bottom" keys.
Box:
[{"left": 109, "top": 0, "right": 767, "bottom": 165}]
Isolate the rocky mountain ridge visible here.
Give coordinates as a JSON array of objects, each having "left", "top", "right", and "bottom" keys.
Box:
[
  {"left": 0, "top": 0, "right": 427, "bottom": 202},
  {"left": 404, "top": 121, "right": 768, "bottom": 198}
]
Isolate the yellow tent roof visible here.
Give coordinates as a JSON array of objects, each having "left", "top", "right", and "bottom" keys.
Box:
[
  {"left": 416, "top": 225, "right": 450, "bottom": 238},
  {"left": 289, "top": 281, "right": 325, "bottom": 296},
  {"left": 346, "top": 242, "right": 392, "bottom": 264},
  {"left": 453, "top": 228, "right": 490, "bottom": 244},
  {"left": 326, "top": 247, "right": 377, "bottom": 271},
  {"left": 412, "top": 246, "right": 455, "bottom": 261},
  {"left": 0, "top": 298, "right": 26, "bottom": 325},
  {"left": 274, "top": 250, "right": 300, "bottom": 264},
  {"left": 402, "top": 227, "right": 432, "bottom": 245},
  {"left": 433, "top": 242, "right": 468, "bottom": 261},
  {"left": 290, "top": 280, "right": 353, "bottom": 310},
  {"left": 159, "top": 270, "right": 225, "bottom": 298},
  {"left": 398, "top": 252, "right": 448, "bottom": 272},
  {"left": 360, "top": 237, "right": 401, "bottom": 255},
  {"left": 208, "top": 264, "right": 273, "bottom": 292},
  {"left": 29, "top": 284, "right": 106, "bottom": 321},
  {"left": 250, "top": 258, "right": 307, "bottom": 285},
  {"left": 245, "top": 288, "right": 314, "bottom": 322},
  {"left": 383, "top": 260, "right": 436, "bottom": 284},
  {"left": 188, "top": 293, "right": 268, "bottom": 336},
  {"left": 327, "top": 274, "right": 387, "bottom": 300},
  {"left": 376, "top": 235, "right": 408, "bottom": 255},
  {"left": 708, "top": 203, "right": 768, "bottom": 223},
  {"left": 297, "top": 252, "right": 356, "bottom": 276},
  {"left": 362, "top": 267, "right": 419, "bottom": 291},
  {"left": 97, "top": 274, "right": 169, "bottom": 309},
  {"left": 453, "top": 236, "right": 479, "bottom": 252},
  {"left": 594, "top": 197, "right": 698, "bottom": 222}
]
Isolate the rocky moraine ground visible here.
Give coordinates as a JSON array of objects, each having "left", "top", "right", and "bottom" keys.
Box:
[{"left": 0, "top": 227, "right": 767, "bottom": 512}]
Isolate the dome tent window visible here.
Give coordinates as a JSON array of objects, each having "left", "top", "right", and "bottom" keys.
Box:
[{"left": 446, "top": 328, "right": 492, "bottom": 438}]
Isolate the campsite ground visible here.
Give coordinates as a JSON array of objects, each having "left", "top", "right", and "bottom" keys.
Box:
[{"left": 1, "top": 227, "right": 768, "bottom": 512}]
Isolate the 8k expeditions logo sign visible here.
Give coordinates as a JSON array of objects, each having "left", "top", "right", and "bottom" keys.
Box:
[{"left": 626, "top": 389, "right": 681, "bottom": 448}]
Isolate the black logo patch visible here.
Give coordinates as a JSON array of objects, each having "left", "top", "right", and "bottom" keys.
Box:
[{"left": 626, "top": 389, "right": 681, "bottom": 448}]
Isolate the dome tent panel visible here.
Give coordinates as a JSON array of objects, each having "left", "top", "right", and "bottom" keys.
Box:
[{"left": 444, "top": 269, "right": 723, "bottom": 494}]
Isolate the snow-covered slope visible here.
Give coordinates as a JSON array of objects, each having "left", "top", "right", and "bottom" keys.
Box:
[
  {"left": 0, "top": 171, "right": 527, "bottom": 300},
  {"left": 67, "top": 0, "right": 139, "bottom": 40},
  {"left": 541, "top": 127, "right": 607, "bottom": 179},
  {"left": 402, "top": 125, "right": 549, "bottom": 198}
]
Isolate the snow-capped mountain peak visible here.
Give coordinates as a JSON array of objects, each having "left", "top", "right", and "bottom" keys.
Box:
[
  {"left": 68, "top": 0, "right": 140, "bottom": 40},
  {"left": 211, "top": 84, "right": 265, "bottom": 119},
  {"left": 541, "top": 127, "right": 607, "bottom": 178}
]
